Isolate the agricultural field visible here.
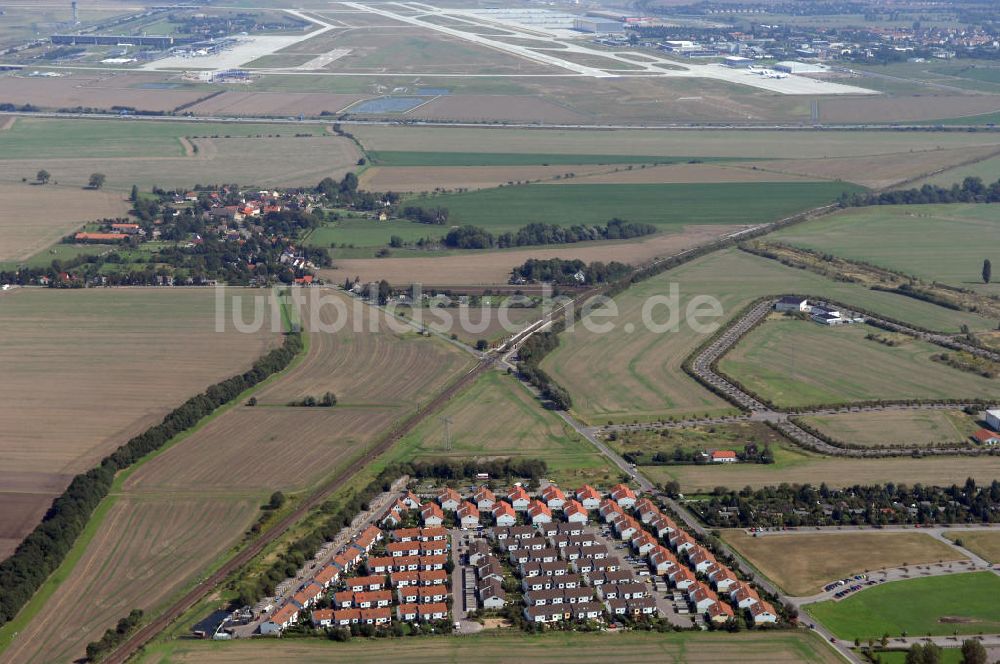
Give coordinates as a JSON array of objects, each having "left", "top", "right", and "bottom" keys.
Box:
[
  {"left": 0, "top": 73, "right": 210, "bottom": 114},
  {"left": 797, "top": 410, "right": 978, "bottom": 448},
  {"left": 403, "top": 181, "right": 863, "bottom": 233},
  {"left": 0, "top": 288, "right": 277, "bottom": 560},
  {"left": 319, "top": 225, "right": 736, "bottom": 285},
  {"left": 818, "top": 94, "right": 1000, "bottom": 124},
  {"left": 738, "top": 145, "right": 1000, "bottom": 189},
  {"left": 721, "top": 530, "right": 966, "bottom": 596},
  {"left": 770, "top": 204, "right": 1000, "bottom": 295},
  {"left": 644, "top": 453, "right": 1000, "bottom": 493},
  {"left": 944, "top": 531, "right": 1000, "bottom": 564},
  {"left": 0, "top": 183, "right": 130, "bottom": 263},
  {"left": 914, "top": 154, "right": 1000, "bottom": 187},
  {"left": 352, "top": 126, "right": 1000, "bottom": 160},
  {"left": 253, "top": 289, "right": 474, "bottom": 408},
  {"left": 2, "top": 289, "right": 472, "bottom": 663},
  {"left": 541, "top": 247, "right": 993, "bottom": 425},
  {"left": 0, "top": 117, "right": 360, "bottom": 191},
  {"left": 134, "top": 626, "right": 844, "bottom": 664},
  {"left": 718, "top": 320, "right": 1000, "bottom": 408},
  {"left": 366, "top": 151, "right": 721, "bottom": 167},
  {"left": 391, "top": 303, "right": 543, "bottom": 346},
  {"left": 808, "top": 572, "right": 1000, "bottom": 640},
  {"left": 390, "top": 370, "right": 616, "bottom": 487}
]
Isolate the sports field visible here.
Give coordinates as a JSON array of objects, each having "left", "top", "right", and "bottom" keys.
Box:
[
  {"left": 0, "top": 288, "right": 277, "bottom": 560},
  {"left": 718, "top": 320, "right": 1000, "bottom": 408},
  {"left": 808, "top": 572, "right": 1000, "bottom": 639},
  {"left": 134, "top": 628, "right": 844, "bottom": 664},
  {"left": 645, "top": 453, "right": 1000, "bottom": 492},
  {"left": 403, "top": 181, "right": 863, "bottom": 232},
  {"left": 391, "top": 370, "right": 615, "bottom": 486},
  {"left": 944, "top": 531, "right": 1000, "bottom": 564},
  {"left": 797, "top": 410, "right": 977, "bottom": 447},
  {"left": 771, "top": 204, "right": 1000, "bottom": 295},
  {"left": 722, "top": 530, "right": 966, "bottom": 596},
  {"left": 0, "top": 183, "right": 130, "bottom": 263},
  {"left": 541, "top": 248, "right": 992, "bottom": 424}
]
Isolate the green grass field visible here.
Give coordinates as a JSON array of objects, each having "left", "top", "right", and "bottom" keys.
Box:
[
  {"left": 134, "top": 628, "right": 844, "bottom": 664},
  {"left": 808, "top": 572, "right": 1000, "bottom": 640},
  {"left": 389, "top": 370, "right": 616, "bottom": 486},
  {"left": 305, "top": 217, "right": 438, "bottom": 251},
  {"left": 368, "top": 151, "right": 745, "bottom": 167},
  {"left": 915, "top": 154, "right": 1000, "bottom": 187},
  {"left": 540, "top": 247, "right": 993, "bottom": 424},
  {"left": 719, "top": 320, "right": 1000, "bottom": 408},
  {"left": 771, "top": 204, "right": 1000, "bottom": 295},
  {"left": 873, "top": 650, "right": 964, "bottom": 664},
  {"left": 403, "top": 181, "right": 863, "bottom": 233},
  {"left": 798, "top": 410, "right": 977, "bottom": 447},
  {"left": 0, "top": 118, "right": 325, "bottom": 160}
]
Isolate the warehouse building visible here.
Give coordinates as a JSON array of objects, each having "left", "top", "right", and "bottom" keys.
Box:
[
  {"left": 773, "top": 61, "right": 828, "bottom": 74},
  {"left": 573, "top": 17, "right": 623, "bottom": 33}
]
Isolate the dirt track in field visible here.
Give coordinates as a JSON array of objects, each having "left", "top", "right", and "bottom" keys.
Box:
[{"left": 321, "top": 226, "right": 741, "bottom": 285}]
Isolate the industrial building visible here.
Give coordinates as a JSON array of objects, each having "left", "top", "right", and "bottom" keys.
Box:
[
  {"left": 723, "top": 55, "right": 753, "bottom": 68},
  {"left": 773, "top": 61, "right": 828, "bottom": 74},
  {"left": 50, "top": 34, "right": 193, "bottom": 48},
  {"left": 573, "top": 17, "right": 623, "bottom": 34}
]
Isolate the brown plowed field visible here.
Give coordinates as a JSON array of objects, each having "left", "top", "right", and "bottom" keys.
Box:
[
  {"left": 359, "top": 164, "right": 618, "bottom": 192},
  {"left": 0, "top": 183, "right": 131, "bottom": 261},
  {"left": 0, "top": 288, "right": 277, "bottom": 556},
  {"left": 255, "top": 289, "right": 474, "bottom": 407},
  {"left": 3, "top": 291, "right": 473, "bottom": 663},
  {"left": 738, "top": 145, "right": 1000, "bottom": 189},
  {"left": 320, "top": 225, "right": 741, "bottom": 285},
  {"left": 185, "top": 91, "right": 365, "bottom": 116},
  {"left": 0, "top": 74, "right": 206, "bottom": 112},
  {"left": 123, "top": 406, "right": 396, "bottom": 493},
  {"left": 2, "top": 495, "right": 259, "bottom": 664},
  {"left": 553, "top": 163, "right": 815, "bottom": 184},
  {"left": 820, "top": 94, "right": 1000, "bottom": 123},
  {"left": 407, "top": 95, "right": 586, "bottom": 123}
]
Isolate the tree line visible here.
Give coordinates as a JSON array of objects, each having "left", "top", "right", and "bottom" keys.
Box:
[
  {"left": 511, "top": 258, "right": 631, "bottom": 285},
  {"left": 444, "top": 219, "right": 657, "bottom": 250},
  {"left": 690, "top": 478, "right": 1000, "bottom": 528},
  {"left": 0, "top": 332, "right": 303, "bottom": 627},
  {"left": 838, "top": 176, "right": 1000, "bottom": 207},
  {"left": 517, "top": 325, "right": 573, "bottom": 410},
  {"left": 85, "top": 609, "right": 143, "bottom": 662}
]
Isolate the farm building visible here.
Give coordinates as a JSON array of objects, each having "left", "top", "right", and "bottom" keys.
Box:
[
  {"left": 973, "top": 428, "right": 1000, "bottom": 445},
  {"left": 986, "top": 409, "right": 1000, "bottom": 430},
  {"left": 775, "top": 296, "right": 809, "bottom": 313},
  {"left": 710, "top": 450, "right": 738, "bottom": 463}
]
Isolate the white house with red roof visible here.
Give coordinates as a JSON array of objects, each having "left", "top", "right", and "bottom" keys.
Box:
[
  {"left": 421, "top": 502, "right": 444, "bottom": 527},
  {"left": 749, "top": 600, "right": 778, "bottom": 624},
  {"left": 457, "top": 501, "right": 480, "bottom": 528},
  {"left": 563, "top": 499, "right": 589, "bottom": 524},
  {"left": 474, "top": 485, "right": 496, "bottom": 510},
  {"left": 437, "top": 487, "right": 462, "bottom": 511},
  {"left": 710, "top": 450, "right": 738, "bottom": 463},
  {"left": 576, "top": 485, "right": 601, "bottom": 510},
  {"left": 610, "top": 483, "right": 637, "bottom": 509},
  {"left": 507, "top": 486, "right": 531, "bottom": 511},
  {"left": 527, "top": 499, "right": 552, "bottom": 524},
  {"left": 541, "top": 484, "right": 566, "bottom": 509},
  {"left": 492, "top": 501, "right": 517, "bottom": 526}
]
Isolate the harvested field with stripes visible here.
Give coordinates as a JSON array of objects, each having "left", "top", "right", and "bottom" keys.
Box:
[{"left": 2, "top": 495, "right": 259, "bottom": 664}]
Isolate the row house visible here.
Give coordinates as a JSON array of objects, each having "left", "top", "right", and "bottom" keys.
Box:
[
  {"left": 477, "top": 556, "right": 504, "bottom": 583},
  {"left": 587, "top": 569, "right": 634, "bottom": 588},
  {"left": 541, "top": 484, "right": 566, "bottom": 509},
  {"left": 597, "top": 582, "right": 646, "bottom": 601},
  {"left": 551, "top": 532, "right": 597, "bottom": 551},
  {"left": 323, "top": 607, "right": 391, "bottom": 626},
  {"left": 478, "top": 578, "right": 506, "bottom": 609},
  {"left": 474, "top": 485, "right": 496, "bottom": 511},
  {"left": 397, "top": 585, "right": 448, "bottom": 604},
  {"left": 332, "top": 545, "right": 364, "bottom": 574},
  {"left": 707, "top": 601, "right": 736, "bottom": 624},
  {"left": 334, "top": 590, "right": 392, "bottom": 609},
  {"left": 346, "top": 575, "right": 385, "bottom": 592},
  {"left": 391, "top": 526, "right": 447, "bottom": 542},
  {"left": 507, "top": 485, "right": 531, "bottom": 511},
  {"left": 396, "top": 602, "right": 448, "bottom": 622},
  {"left": 457, "top": 501, "right": 480, "bottom": 528},
  {"left": 521, "top": 560, "right": 570, "bottom": 578},
  {"left": 389, "top": 569, "right": 448, "bottom": 588},
  {"left": 600, "top": 498, "right": 624, "bottom": 523},
  {"left": 524, "top": 586, "right": 593, "bottom": 607},
  {"left": 605, "top": 596, "right": 657, "bottom": 617},
  {"left": 490, "top": 525, "right": 535, "bottom": 541},
  {"left": 313, "top": 564, "right": 340, "bottom": 589},
  {"left": 610, "top": 484, "right": 637, "bottom": 509},
  {"left": 564, "top": 500, "right": 589, "bottom": 523},
  {"left": 527, "top": 499, "right": 552, "bottom": 525},
  {"left": 353, "top": 525, "right": 383, "bottom": 553},
  {"left": 493, "top": 501, "right": 517, "bottom": 527},
  {"left": 522, "top": 573, "right": 583, "bottom": 592},
  {"left": 260, "top": 604, "right": 298, "bottom": 634},
  {"left": 468, "top": 539, "right": 491, "bottom": 566},
  {"left": 502, "top": 536, "right": 547, "bottom": 553},
  {"left": 575, "top": 485, "right": 601, "bottom": 510},
  {"left": 538, "top": 522, "right": 587, "bottom": 539},
  {"left": 291, "top": 581, "right": 324, "bottom": 609}
]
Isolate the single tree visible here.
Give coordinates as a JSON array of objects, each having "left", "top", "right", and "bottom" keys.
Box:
[
  {"left": 268, "top": 491, "right": 286, "bottom": 510},
  {"left": 983, "top": 258, "right": 992, "bottom": 284},
  {"left": 960, "top": 639, "right": 988, "bottom": 664},
  {"left": 130, "top": 184, "right": 139, "bottom": 202},
  {"left": 36, "top": 169, "right": 50, "bottom": 184},
  {"left": 88, "top": 173, "right": 106, "bottom": 189}
]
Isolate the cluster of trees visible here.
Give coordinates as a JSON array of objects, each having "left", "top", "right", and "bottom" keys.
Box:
[
  {"left": 511, "top": 258, "right": 631, "bottom": 285},
  {"left": 403, "top": 457, "right": 548, "bottom": 482},
  {"left": 316, "top": 174, "right": 398, "bottom": 211},
  {"left": 517, "top": 325, "right": 572, "bottom": 410},
  {"left": 288, "top": 392, "right": 337, "bottom": 407},
  {"left": 443, "top": 219, "right": 657, "bottom": 250},
  {"left": 0, "top": 333, "right": 302, "bottom": 627},
  {"left": 691, "top": 478, "right": 1000, "bottom": 528},
  {"left": 84, "top": 609, "right": 143, "bottom": 662},
  {"left": 839, "top": 176, "right": 1000, "bottom": 206},
  {"left": 890, "top": 639, "right": 988, "bottom": 664},
  {"left": 401, "top": 206, "right": 449, "bottom": 225},
  {"left": 623, "top": 442, "right": 773, "bottom": 466}
]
